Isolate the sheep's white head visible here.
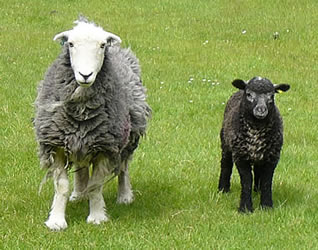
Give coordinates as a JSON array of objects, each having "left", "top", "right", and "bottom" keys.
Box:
[{"left": 53, "top": 20, "right": 121, "bottom": 87}]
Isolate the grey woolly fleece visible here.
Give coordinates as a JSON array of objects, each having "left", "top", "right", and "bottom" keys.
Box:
[{"left": 34, "top": 45, "right": 151, "bottom": 169}]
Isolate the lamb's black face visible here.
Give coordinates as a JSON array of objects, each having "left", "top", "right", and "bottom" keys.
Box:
[
  {"left": 245, "top": 78, "right": 275, "bottom": 120},
  {"left": 232, "top": 76, "right": 290, "bottom": 120},
  {"left": 245, "top": 88, "right": 275, "bottom": 119}
]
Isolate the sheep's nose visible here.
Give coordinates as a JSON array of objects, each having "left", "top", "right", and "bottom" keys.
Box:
[
  {"left": 255, "top": 105, "right": 267, "bottom": 114},
  {"left": 79, "top": 72, "right": 93, "bottom": 81},
  {"left": 253, "top": 105, "right": 268, "bottom": 119}
]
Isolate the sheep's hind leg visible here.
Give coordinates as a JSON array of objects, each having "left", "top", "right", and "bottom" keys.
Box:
[
  {"left": 117, "top": 160, "right": 134, "bottom": 204},
  {"left": 45, "top": 149, "right": 69, "bottom": 230},
  {"left": 86, "top": 155, "right": 109, "bottom": 224},
  {"left": 218, "top": 150, "right": 233, "bottom": 193},
  {"left": 69, "top": 165, "right": 89, "bottom": 202},
  {"left": 236, "top": 160, "right": 253, "bottom": 213}
]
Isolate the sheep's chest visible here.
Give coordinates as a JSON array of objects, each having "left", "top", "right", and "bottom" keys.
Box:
[{"left": 244, "top": 125, "right": 268, "bottom": 161}]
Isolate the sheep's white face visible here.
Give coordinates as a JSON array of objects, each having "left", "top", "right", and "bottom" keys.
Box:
[
  {"left": 67, "top": 38, "right": 106, "bottom": 87},
  {"left": 54, "top": 21, "right": 121, "bottom": 87}
]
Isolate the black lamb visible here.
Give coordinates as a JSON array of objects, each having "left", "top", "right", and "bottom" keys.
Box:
[{"left": 218, "top": 77, "right": 290, "bottom": 212}]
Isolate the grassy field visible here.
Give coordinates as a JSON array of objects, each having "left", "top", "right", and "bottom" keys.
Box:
[{"left": 1, "top": 0, "right": 318, "bottom": 249}]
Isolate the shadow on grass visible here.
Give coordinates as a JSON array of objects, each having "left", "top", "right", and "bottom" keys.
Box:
[
  {"left": 44, "top": 175, "right": 308, "bottom": 228},
  {"left": 215, "top": 179, "right": 307, "bottom": 212},
  {"left": 64, "top": 178, "right": 180, "bottom": 226}
]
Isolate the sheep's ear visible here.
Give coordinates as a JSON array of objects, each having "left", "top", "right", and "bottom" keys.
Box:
[
  {"left": 232, "top": 79, "right": 247, "bottom": 90},
  {"left": 275, "top": 84, "right": 290, "bottom": 93},
  {"left": 106, "top": 32, "right": 122, "bottom": 46},
  {"left": 53, "top": 31, "right": 69, "bottom": 45}
]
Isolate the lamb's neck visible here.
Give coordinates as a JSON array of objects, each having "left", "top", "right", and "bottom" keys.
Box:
[{"left": 240, "top": 112, "right": 275, "bottom": 130}]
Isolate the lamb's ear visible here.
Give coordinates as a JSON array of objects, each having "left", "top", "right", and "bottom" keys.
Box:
[
  {"left": 274, "top": 84, "right": 290, "bottom": 93},
  {"left": 53, "top": 31, "right": 69, "bottom": 45},
  {"left": 106, "top": 32, "right": 122, "bottom": 46},
  {"left": 232, "top": 79, "right": 247, "bottom": 90}
]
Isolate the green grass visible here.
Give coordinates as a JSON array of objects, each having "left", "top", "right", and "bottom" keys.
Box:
[{"left": 1, "top": 0, "right": 318, "bottom": 249}]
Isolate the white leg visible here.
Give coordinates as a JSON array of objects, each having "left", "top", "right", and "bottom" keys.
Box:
[
  {"left": 45, "top": 150, "right": 69, "bottom": 231},
  {"left": 87, "top": 186, "right": 108, "bottom": 224},
  {"left": 70, "top": 166, "right": 89, "bottom": 202},
  {"left": 86, "top": 155, "right": 110, "bottom": 224},
  {"left": 117, "top": 160, "right": 134, "bottom": 204}
]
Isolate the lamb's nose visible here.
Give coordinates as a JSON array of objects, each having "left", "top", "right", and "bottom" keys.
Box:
[
  {"left": 79, "top": 72, "right": 93, "bottom": 81},
  {"left": 256, "top": 106, "right": 267, "bottom": 114}
]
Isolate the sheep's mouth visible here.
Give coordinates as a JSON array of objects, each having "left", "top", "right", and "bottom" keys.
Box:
[
  {"left": 78, "top": 81, "right": 93, "bottom": 88},
  {"left": 254, "top": 113, "right": 268, "bottom": 120}
]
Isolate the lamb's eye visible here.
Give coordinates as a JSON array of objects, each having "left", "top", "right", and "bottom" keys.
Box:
[
  {"left": 246, "top": 92, "right": 254, "bottom": 102},
  {"left": 267, "top": 94, "right": 274, "bottom": 102},
  {"left": 68, "top": 42, "right": 74, "bottom": 48},
  {"left": 100, "top": 43, "right": 106, "bottom": 49}
]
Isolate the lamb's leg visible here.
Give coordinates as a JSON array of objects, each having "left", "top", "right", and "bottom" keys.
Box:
[
  {"left": 69, "top": 166, "right": 89, "bottom": 201},
  {"left": 117, "top": 160, "right": 134, "bottom": 204},
  {"left": 86, "top": 155, "right": 109, "bottom": 224},
  {"left": 236, "top": 160, "right": 253, "bottom": 213},
  {"left": 260, "top": 162, "right": 276, "bottom": 209},
  {"left": 218, "top": 149, "right": 233, "bottom": 193},
  {"left": 253, "top": 164, "right": 261, "bottom": 192},
  {"left": 45, "top": 150, "right": 69, "bottom": 230}
]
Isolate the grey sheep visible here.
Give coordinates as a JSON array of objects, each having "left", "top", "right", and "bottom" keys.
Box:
[
  {"left": 34, "top": 17, "right": 151, "bottom": 230},
  {"left": 218, "top": 77, "right": 290, "bottom": 212}
]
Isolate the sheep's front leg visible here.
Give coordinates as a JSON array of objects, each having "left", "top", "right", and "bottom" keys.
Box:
[
  {"left": 117, "top": 160, "right": 134, "bottom": 204},
  {"left": 86, "top": 156, "right": 109, "bottom": 224},
  {"left": 69, "top": 166, "right": 89, "bottom": 202},
  {"left": 236, "top": 160, "right": 253, "bottom": 213},
  {"left": 218, "top": 149, "right": 233, "bottom": 193},
  {"left": 45, "top": 151, "right": 69, "bottom": 230},
  {"left": 260, "top": 162, "right": 277, "bottom": 209}
]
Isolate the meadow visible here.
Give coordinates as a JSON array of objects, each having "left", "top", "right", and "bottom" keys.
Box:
[{"left": 0, "top": 0, "right": 317, "bottom": 249}]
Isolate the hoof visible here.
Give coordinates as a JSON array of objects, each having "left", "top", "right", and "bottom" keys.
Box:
[
  {"left": 45, "top": 216, "right": 67, "bottom": 231},
  {"left": 117, "top": 190, "right": 134, "bottom": 204},
  {"left": 238, "top": 206, "right": 254, "bottom": 213},
  {"left": 261, "top": 203, "right": 273, "bottom": 210},
  {"left": 218, "top": 187, "right": 230, "bottom": 193},
  {"left": 87, "top": 213, "right": 109, "bottom": 225}
]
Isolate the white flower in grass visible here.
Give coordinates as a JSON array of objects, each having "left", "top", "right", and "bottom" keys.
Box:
[
  {"left": 188, "top": 77, "right": 194, "bottom": 83},
  {"left": 242, "top": 29, "right": 247, "bottom": 34}
]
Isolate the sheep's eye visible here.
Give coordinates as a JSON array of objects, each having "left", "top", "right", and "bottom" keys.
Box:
[
  {"left": 100, "top": 43, "right": 106, "bottom": 49},
  {"left": 246, "top": 91, "right": 255, "bottom": 102},
  {"left": 68, "top": 42, "right": 74, "bottom": 48},
  {"left": 267, "top": 93, "right": 274, "bottom": 102}
]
